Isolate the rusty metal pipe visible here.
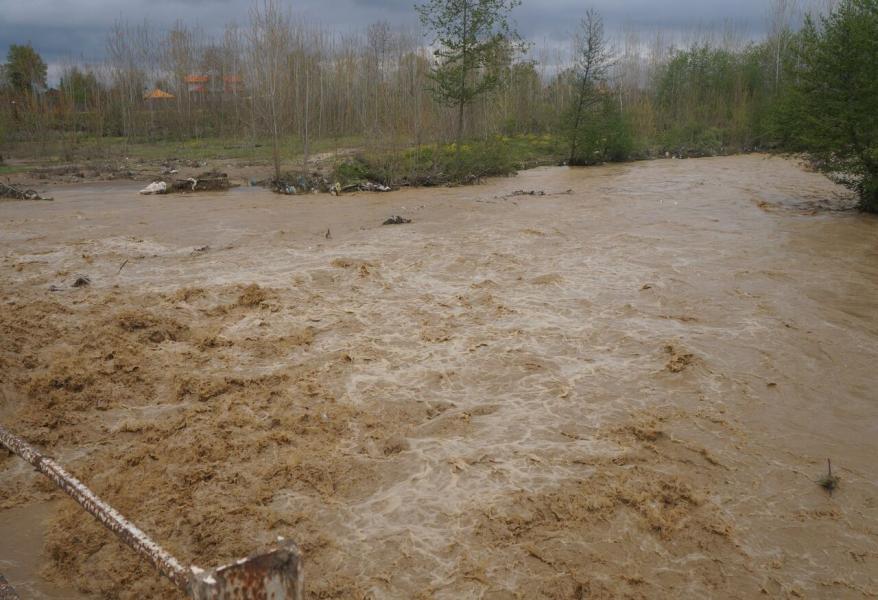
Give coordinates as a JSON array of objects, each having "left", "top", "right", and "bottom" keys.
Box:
[
  {"left": 0, "top": 425, "right": 303, "bottom": 599},
  {"left": 0, "top": 424, "right": 190, "bottom": 590}
]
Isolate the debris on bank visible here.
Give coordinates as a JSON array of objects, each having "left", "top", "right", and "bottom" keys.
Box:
[
  {"left": 382, "top": 216, "right": 411, "bottom": 225},
  {"left": 140, "top": 181, "right": 167, "bottom": 195},
  {"left": 349, "top": 181, "right": 392, "bottom": 193},
  {"left": 0, "top": 182, "right": 53, "bottom": 201},
  {"left": 139, "top": 172, "right": 232, "bottom": 195},
  {"left": 266, "top": 172, "right": 333, "bottom": 195},
  {"left": 255, "top": 170, "right": 393, "bottom": 196},
  {"left": 169, "top": 171, "right": 232, "bottom": 192}
]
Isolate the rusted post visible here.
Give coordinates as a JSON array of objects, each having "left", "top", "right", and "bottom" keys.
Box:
[
  {"left": 189, "top": 540, "right": 303, "bottom": 600},
  {"left": 0, "top": 425, "right": 302, "bottom": 599}
]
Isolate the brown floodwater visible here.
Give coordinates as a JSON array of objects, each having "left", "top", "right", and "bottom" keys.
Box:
[{"left": 0, "top": 154, "right": 876, "bottom": 599}]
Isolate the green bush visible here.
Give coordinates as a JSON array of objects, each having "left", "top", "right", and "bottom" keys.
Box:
[
  {"left": 566, "top": 97, "right": 634, "bottom": 166},
  {"left": 332, "top": 135, "right": 563, "bottom": 187}
]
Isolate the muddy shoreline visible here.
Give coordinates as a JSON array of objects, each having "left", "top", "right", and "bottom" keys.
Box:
[{"left": 1, "top": 155, "right": 876, "bottom": 598}]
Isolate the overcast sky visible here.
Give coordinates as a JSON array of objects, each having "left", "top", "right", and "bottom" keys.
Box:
[{"left": 1, "top": 0, "right": 781, "bottom": 77}]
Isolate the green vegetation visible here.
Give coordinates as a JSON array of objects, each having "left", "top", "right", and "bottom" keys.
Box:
[
  {"left": 333, "top": 134, "right": 564, "bottom": 187},
  {"left": 562, "top": 9, "right": 630, "bottom": 165},
  {"left": 787, "top": 0, "right": 878, "bottom": 212},
  {"left": 0, "top": 0, "right": 875, "bottom": 209},
  {"left": 417, "top": 0, "right": 523, "bottom": 151},
  {"left": 0, "top": 164, "right": 24, "bottom": 175},
  {"left": 1, "top": 135, "right": 363, "bottom": 164},
  {"left": 2, "top": 44, "right": 47, "bottom": 94}
]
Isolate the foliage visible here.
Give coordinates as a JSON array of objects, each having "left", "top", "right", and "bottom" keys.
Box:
[
  {"left": 565, "top": 9, "right": 614, "bottom": 164},
  {"left": 333, "top": 134, "right": 562, "bottom": 186},
  {"left": 789, "top": 0, "right": 878, "bottom": 212},
  {"left": 417, "top": 0, "right": 524, "bottom": 146},
  {"left": 2, "top": 44, "right": 47, "bottom": 94},
  {"left": 59, "top": 68, "right": 101, "bottom": 108},
  {"left": 565, "top": 94, "right": 633, "bottom": 164}
]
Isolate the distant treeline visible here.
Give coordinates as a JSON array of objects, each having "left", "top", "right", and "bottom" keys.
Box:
[{"left": 0, "top": 0, "right": 875, "bottom": 210}]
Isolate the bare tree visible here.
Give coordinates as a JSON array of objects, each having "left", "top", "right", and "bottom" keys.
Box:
[
  {"left": 768, "top": 0, "right": 800, "bottom": 90},
  {"left": 246, "top": 0, "right": 292, "bottom": 181}
]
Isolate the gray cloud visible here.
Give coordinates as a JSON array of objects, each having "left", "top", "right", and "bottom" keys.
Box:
[{"left": 1, "top": 0, "right": 779, "bottom": 77}]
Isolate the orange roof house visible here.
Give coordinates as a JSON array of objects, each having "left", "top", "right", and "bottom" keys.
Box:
[
  {"left": 223, "top": 74, "right": 243, "bottom": 93},
  {"left": 185, "top": 74, "right": 209, "bottom": 94},
  {"left": 144, "top": 88, "right": 175, "bottom": 100}
]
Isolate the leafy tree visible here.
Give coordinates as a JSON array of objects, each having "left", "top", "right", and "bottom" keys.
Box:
[
  {"left": 60, "top": 68, "right": 101, "bottom": 108},
  {"left": 566, "top": 90, "right": 633, "bottom": 164},
  {"left": 793, "top": 0, "right": 878, "bottom": 212},
  {"left": 3, "top": 44, "right": 47, "bottom": 94},
  {"left": 417, "top": 0, "right": 523, "bottom": 152},
  {"left": 564, "top": 9, "right": 615, "bottom": 164}
]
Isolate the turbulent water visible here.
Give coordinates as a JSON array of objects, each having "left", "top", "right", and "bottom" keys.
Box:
[{"left": 0, "top": 154, "right": 876, "bottom": 599}]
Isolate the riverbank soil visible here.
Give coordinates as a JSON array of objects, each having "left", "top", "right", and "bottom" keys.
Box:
[{"left": 1, "top": 155, "right": 876, "bottom": 598}]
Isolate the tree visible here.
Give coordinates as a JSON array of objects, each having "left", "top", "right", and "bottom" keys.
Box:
[
  {"left": 246, "top": 0, "right": 293, "bottom": 181},
  {"left": 565, "top": 9, "right": 614, "bottom": 164},
  {"left": 3, "top": 44, "right": 47, "bottom": 94},
  {"left": 416, "top": 0, "right": 522, "bottom": 152},
  {"left": 793, "top": 0, "right": 878, "bottom": 212}
]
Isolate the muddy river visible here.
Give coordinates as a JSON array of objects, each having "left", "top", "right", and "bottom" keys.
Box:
[{"left": 0, "top": 155, "right": 876, "bottom": 598}]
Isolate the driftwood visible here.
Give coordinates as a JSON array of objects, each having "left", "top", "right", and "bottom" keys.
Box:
[
  {"left": 168, "top": 171, "right": 231, "bottom": 193},
  {"left": 140, "top": 172, "right": 231, "bottom": 195}
]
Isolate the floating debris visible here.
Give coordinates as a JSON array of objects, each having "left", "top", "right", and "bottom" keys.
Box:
[
  {"left": 382, "top": 216, "right": 412, "bottom": 225},
  {"left": 72, "top": 275, "right": 91, "bottom": 288},
  {"left": 818, "top": 458, "right": 840, "bottom": 495}
]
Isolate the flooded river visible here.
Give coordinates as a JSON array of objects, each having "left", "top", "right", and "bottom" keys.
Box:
[{"left": 0, "top": 155, "right": 876, "bottom": 598}]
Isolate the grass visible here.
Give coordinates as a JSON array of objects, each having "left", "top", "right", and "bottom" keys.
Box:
[
  {"left": 332, "top": 134, "right": 565, "bottom": 187},
  {"left": 1, "top": 135, "right": 365, "bottom": 165},
  {"left": 0, "top": 164, "right": 25, "bottom": 175}
]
